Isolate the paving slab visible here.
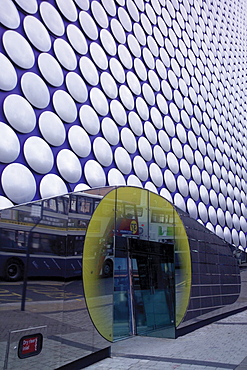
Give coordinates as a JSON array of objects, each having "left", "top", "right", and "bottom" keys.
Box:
[{"left": 86, "top": 309, "right": 247, "bottom": 370}]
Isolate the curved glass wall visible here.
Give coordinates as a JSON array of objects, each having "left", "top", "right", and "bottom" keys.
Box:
[
  {"left": 0, "top": 191, "right": 109, "bottom": 369},
  {"left": 83, "top": 187, "right": 191, "bottom": 341},
  {"left": 0, "top": 186, "right": 241, "bottom": 369}
]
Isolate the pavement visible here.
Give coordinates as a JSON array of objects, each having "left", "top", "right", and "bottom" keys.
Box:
[
  {"left": 1, "top": 268, "right": 247, "bottom": 369},
  {"left": 86, "top": 308, "right": 247, "bottom": 370}
]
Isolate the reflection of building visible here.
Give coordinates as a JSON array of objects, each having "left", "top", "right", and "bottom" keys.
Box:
[
  {"left": 0, "top": 0, "right": 247, "bottom": 368},
  {"left": 0, "top": 187, "right": 242, "bottom": 369},
  {"left": 0, "top": 0, "right": 246, "bottom": 254}
]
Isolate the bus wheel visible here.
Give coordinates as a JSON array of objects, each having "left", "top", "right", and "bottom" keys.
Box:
[
  {"left": 4, "top": 259, "right": 23, "bottom": 281},
  {"left": 103, "top": 260, "right": 113, "bottom": 278}
]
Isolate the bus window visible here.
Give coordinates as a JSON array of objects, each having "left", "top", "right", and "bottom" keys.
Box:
[
  {"left": 137, "top": 207, "right": 143, "bottom": 217},
  {"left": 94, "top": 200, "right": 100, "bottom": 210},
  {"left": 17, "top": 231, "right": 26, "bottom": 248},
  {"left": 67, "top": 235, "right": 84, "bottom": 256},
  {"left": 70, "top": 196, "right": 77, "bottom": 212},
  {"left": 124, "top": 204, "right": 136, "bottom": 219},
  {"left": 41, "top": 236, "right": 56, "bottom": 254},
  {"left": 151, "top": 211, "right": 166, "bottom": 223},
  {"left": 63, "top": 197, "right": 69, "bottom": 214},
  {"left": 49, "top": 199, "right": 57, "bottom": 211},
  {"left": 57, "top": 198, "right": 64, "bottom": 213},
  {"left": 43, "top": 199, "right": 49, "bottom": 210},
  {"left": 51, "top": 236, "right": 66, "bottom": 256},
  {"left": 30, "top": 233, "right": 66, "bottom": 255},
  {"left": 31, "top": 234, "right": 40, "bottom": 250},
  {"left": 78, "top": 197, "right": 92, "bottom": 214},
  {"left": 43, "top": 199, "right": 57, "bottom": 212},
  {"left": 0, "top": 229, "right": 16, "bottom": 249}
]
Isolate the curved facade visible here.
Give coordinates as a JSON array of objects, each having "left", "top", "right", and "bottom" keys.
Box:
[
  {"left": 0, "top": 187, "right": 241, "bottom": 368},
  {"left": 83, "top": 186, "right": 191, "bottom": 340},
  {"left": 83, "top": 186, "right": 240, "bottom": 341},
  {"left": 0, "top": 0, "right": 246, "bottom": 254}
]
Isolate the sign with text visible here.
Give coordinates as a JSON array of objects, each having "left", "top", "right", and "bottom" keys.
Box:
[{"left": 18, "top": 333, "right": 43, "bottom": 359}]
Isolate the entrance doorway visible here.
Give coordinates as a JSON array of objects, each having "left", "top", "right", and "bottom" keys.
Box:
[{"left": 113, "top": 237, "right": 175, "bottom": 340}]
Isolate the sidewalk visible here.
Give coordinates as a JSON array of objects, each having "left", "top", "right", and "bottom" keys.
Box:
[{"left": 87, "top": 309, "right": 247, "bottom": 370}]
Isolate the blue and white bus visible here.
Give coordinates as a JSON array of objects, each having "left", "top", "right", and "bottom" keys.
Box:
[{"left": 0, "top": 193, "right": 102, "bottom": 281}]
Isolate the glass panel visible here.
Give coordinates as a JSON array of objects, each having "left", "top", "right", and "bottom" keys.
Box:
[
  {"left": 172, "top": 208, "right": 192, "bottom": 326},
  {"left": 4, "top": 326, "right": 47, "bottom": 369},
  {"left": 83, "top": 190, "right": 115, "bottom": 342},
  {"left": 149, "top": 191, "right": 191, "bottom": 328},
  {"left": 130, "top": 239, "right": 175, "bottom": 337},
  {"left": 113, "top": 188, "right": 177, "bottom": 339},
  {"left": 0, "top": 191, "right": 110, "bottom": 369},
  {"left": 0, "top": 199, "right": 68, "bottom": 282},
  {"left": 113, "top": 187, "right": 149, "bottom": 340},
  {"left": 149, "top": 191, "right": 175, "bottom": 244},
  {"left": 113, "top": 237, "right": 130, "bottom": 340},
  {"left": 83, "top": 187, "right": 190, "bottom": 342},
  {"left": 0, "top": 198, "right": 68, "bottom": 369},
  {"left": 115, "top": 187, "right": 149, "bottom": 240}
]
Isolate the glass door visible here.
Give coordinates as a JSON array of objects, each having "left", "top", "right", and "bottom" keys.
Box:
[
  {"left": 113, "top": 237, "right": 175, "bottom": 340},
  {"left": 130, "top": 239, "right": 175, "bottom": 336}
]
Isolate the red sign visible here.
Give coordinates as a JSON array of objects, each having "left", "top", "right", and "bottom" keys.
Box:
[
  {"left": 116, "top": 218, "right": 139, "bottom": 236},
  {"left": 18, "top": 333, "right": 43, "bottom": 359}
]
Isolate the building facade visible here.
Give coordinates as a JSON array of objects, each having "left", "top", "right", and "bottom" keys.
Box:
[
  {"left": 0, "top": 0, "right": 247, "bottom": 368},
  {"left": 0, "top": 187, "right": 242, "bottom": 368},
  {"left": 0, "top": 0, "right": 246, "bottom": 251}
]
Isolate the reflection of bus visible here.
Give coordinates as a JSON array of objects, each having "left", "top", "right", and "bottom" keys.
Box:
[
  {"left": 0, "top": 193, "right": 101, "bottom": 281},
  {"left": 101, "top": 202, "right": 177, "bottom": 278},
  {"left": 100, "top": 202, "right": 140, "bottom": 277}
]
